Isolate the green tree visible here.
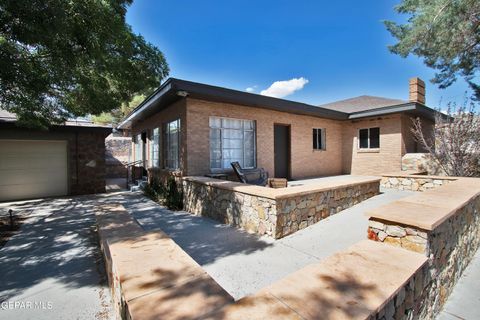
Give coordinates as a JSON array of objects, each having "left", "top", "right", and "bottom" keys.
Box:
[
  {"left": 92, "top": 93, "right": 145, "bottom": 126},
  {"left": 0, "top": 0, "right": 168, "bottom": 128},
  {"left": 385, "top": 0, "right": 480, "bottom": 99}
]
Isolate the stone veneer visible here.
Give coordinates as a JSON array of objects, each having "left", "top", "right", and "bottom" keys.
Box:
[
  {"left": 275, "top": 183, "right": 379, "bottom": 237},
  {"left": 401, "top": 153, "right": 443, "bottom": 175},
  {"left": 380, "top": 174, "right": 456, "bottom": 191},
  {"left": 183, "top": 176, "right": 379, "bottom": 239},
  {"left": 367, "top": 178, "right": 480, "bottom": 319},
  {"left": 105, "top": 135, "right": 131, "bottom": 179}
]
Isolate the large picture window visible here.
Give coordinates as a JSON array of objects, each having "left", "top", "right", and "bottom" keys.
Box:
[
  {"left": 358, "top": 127, "right": 380, "bottom": 149},
  {"left": 164, "top": 119, "right": 180, "bottom": 169},
  {"left": 209, "top": 117, "right": 256, "bottom": 170}
]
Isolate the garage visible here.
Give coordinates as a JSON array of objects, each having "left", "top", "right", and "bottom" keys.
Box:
[{"left": 0, "top": 140, "right": 68, "bottom": 202}]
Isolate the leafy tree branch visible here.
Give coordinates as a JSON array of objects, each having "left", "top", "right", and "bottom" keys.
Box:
[{"left": 0, "top": 0, "right": 169, "bottom": 128}]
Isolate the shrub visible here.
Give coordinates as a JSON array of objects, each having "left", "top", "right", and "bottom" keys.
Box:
[
  {"left": 164, "top": 177, "right": 183, "bottom": 210},
  {"left": 142, "top": 176, "right": 183, "bottom": 210},
  {"left": 142, "top": 177, "right": 165, "bottom": 202}
]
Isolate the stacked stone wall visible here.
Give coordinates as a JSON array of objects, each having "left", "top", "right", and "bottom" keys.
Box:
[
  {"left": 381, "top": 175, "right": 454, "bottom": 191},
  {"left": 183, "top": 178, "right": 379, "bottom": 239},
  {"left": 276, "top": 182, "right": 379, "bottom": 238},
  {"left": 105, "top": 135, "right": 131, "bottom": 178},
  {"left": 368, "top": 193, "right": 480, "bottom": 319}
]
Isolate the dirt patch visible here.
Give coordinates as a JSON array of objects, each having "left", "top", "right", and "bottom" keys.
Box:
[{"left": 0, "top": 211, "right": 27, "bottom": 248}]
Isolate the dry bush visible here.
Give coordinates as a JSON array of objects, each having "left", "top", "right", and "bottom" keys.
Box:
[{"left": 412, "top": 101, "right": 480, "bottom": 177}]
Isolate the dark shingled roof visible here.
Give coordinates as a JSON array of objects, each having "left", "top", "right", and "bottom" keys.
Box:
[{"left": 318, "top": 95, "right": 407, "bottom": 113}]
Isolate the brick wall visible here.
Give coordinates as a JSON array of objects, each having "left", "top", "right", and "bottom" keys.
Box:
[
  {"left": 342, "top": 114, "right": 403, "bottom": 175},
  {"left": 70, "top": 131, "right": 109, "bottom": 195},
  {"left": 401, "top": 114, "right": 433, "bottom": 154},
  {"left": 129, "top": 97, "right": 434, "bottom": 178},
  {"left": 131, "top": 99, "right": 187, "bottom": 179},
  {"left": 186, "top": 98, "right": 344, "bottom": 179},
  {"left": 0, "top": 126, "right": 109, "bottom": 196}
]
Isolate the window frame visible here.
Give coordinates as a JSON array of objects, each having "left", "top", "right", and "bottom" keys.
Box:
[
  {"left": 209, "top": 116, "right": 256, "bottom": 171},
  {"left": 134, "top": 133, "right": 143, "bottom": 165},
  {"left": 149, "top": 127, "right": 160, "bottom": 168},
  {"left": 163, "top": 119, "right": 181, "bottom": 170},
  {"left": 313, "top": 128, "right": 326, "bottom": 151},
  {"left": 358, "top": 127, "right": 380, "bottom": 149}
]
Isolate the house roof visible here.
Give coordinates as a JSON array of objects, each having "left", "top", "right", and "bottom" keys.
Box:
[
  {"left": 0, "top": 109, "right": 112, "bottom": 133},
  {"left": 0, "top": 109, "right": 16, "bottom": 121},
  {"left": 117, "top": 78, "right": 439, "bottom": 129},
  {"left": 318, "top": 95, "right": 407, "bottom": 113}
]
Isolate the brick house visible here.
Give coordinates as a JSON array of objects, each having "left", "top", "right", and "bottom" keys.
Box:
[
  {"left": 0, "top": 110, "right": 111, "bottom": 202},
  {"left": 118, "top": 77, "right": 435, "bottom": 181}
]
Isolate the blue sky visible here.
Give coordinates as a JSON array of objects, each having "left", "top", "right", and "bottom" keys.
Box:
[{"left": 126, "top": 0, "right": 471, "bottom": 108}]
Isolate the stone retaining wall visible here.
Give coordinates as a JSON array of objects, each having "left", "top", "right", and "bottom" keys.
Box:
[
  {"left": 402, "top": 153, "right": 443, "bottom": 175},
  {"left": 183, "top": 180, "right": 278, "bottom": 237},
  {"left": 105, "top": 135, "right": 130, "bottom": 178},
  {"left": 373, "top": 264, "right": 429, "bottom": 320},
  {"left": 276, "top": 182, "right": 378, "bottom": 237},
  {"left": 381, "top": 175, "right": 455, "bottom": 191},
  {"left": 368, "top": 180, "right": 480, "bottom": 319},
  {"left": 183, "top": 177, "right": 379, "bottom": 239},
  {"left": 95, "top": 204, "right": 233, "bottom": 320}
]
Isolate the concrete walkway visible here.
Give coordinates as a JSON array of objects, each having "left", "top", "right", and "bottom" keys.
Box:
[
  {"left": 0, "top": 197, "right": 115, "bottom": 320},
  {"left": 97, "top": 187, "right": 414, "bottom": 300},
  {"left": 437, "top": 248, "right": 480, "bottom": 320}
]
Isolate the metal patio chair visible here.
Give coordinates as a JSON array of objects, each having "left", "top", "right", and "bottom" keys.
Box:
[{"left": 231, "top": 161, "right": 268, "bottom": 186}]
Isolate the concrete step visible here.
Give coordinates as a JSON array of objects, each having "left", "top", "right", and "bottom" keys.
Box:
[
  {"left": 129, "top": 179, "right": 147, "bottom": 192},
  {"left": 130, "top": 185, "right": 142, "bottom": 192}
]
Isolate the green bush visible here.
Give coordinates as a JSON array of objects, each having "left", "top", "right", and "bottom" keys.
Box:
[
  {"left": 142, "top": 176, "right": 183, "bottom": 210},
  {"left": 164, "top": 177, "right": 183, "bottom": 210},
  {"left": 142, "top": 177, "right": 165, "bottom": 202}
]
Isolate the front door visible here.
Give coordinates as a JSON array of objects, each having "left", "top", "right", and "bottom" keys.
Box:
[{"left": 274, "top": 124, "right": 290, "bottom": 179}]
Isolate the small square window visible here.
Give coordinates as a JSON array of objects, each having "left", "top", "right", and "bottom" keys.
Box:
[{"left": 358, "top": 127, "right": 380, "bottom": 149}]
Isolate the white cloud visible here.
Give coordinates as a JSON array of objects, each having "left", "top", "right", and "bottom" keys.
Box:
[
  {"left": 245, "top": 86, "right": 256, "bottom": 93},
  {"left": 260, "top": 77, "right": 309, "bottom": 98}
]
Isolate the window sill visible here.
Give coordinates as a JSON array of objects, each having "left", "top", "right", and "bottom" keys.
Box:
[
  {"left": 313, "top": 149, "right": 327, "bottom": 152},
  {"left": 357, "top": 148, "right": 380, "bottom": 153}
]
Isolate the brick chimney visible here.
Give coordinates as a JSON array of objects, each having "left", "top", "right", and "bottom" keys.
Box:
[{"left": 409, "top": 77, "right": 425, "bottom": 104}]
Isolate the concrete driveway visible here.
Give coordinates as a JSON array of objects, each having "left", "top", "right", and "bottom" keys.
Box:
[
  {"left": 0, "top": 196, "right": 114, "bottom": 320},
  {"left": 95, "top": 188, "right": 415, "bottom": 300}
]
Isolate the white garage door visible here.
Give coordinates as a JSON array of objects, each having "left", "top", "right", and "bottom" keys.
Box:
[{"left": 0, "top": 140, "right": 68, "bottom": 202}]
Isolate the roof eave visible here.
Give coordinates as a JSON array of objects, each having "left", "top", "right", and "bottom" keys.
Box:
[
  {"left": 348, "top": 102, "right": 440, "bottom": 121},
  {"left": 117, "top": 78, "right": 350, "bottom": 129}
]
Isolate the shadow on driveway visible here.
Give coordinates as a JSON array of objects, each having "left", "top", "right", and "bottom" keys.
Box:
[{"left": 0, "top": 196, "right": 113, "bottom": 320}]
